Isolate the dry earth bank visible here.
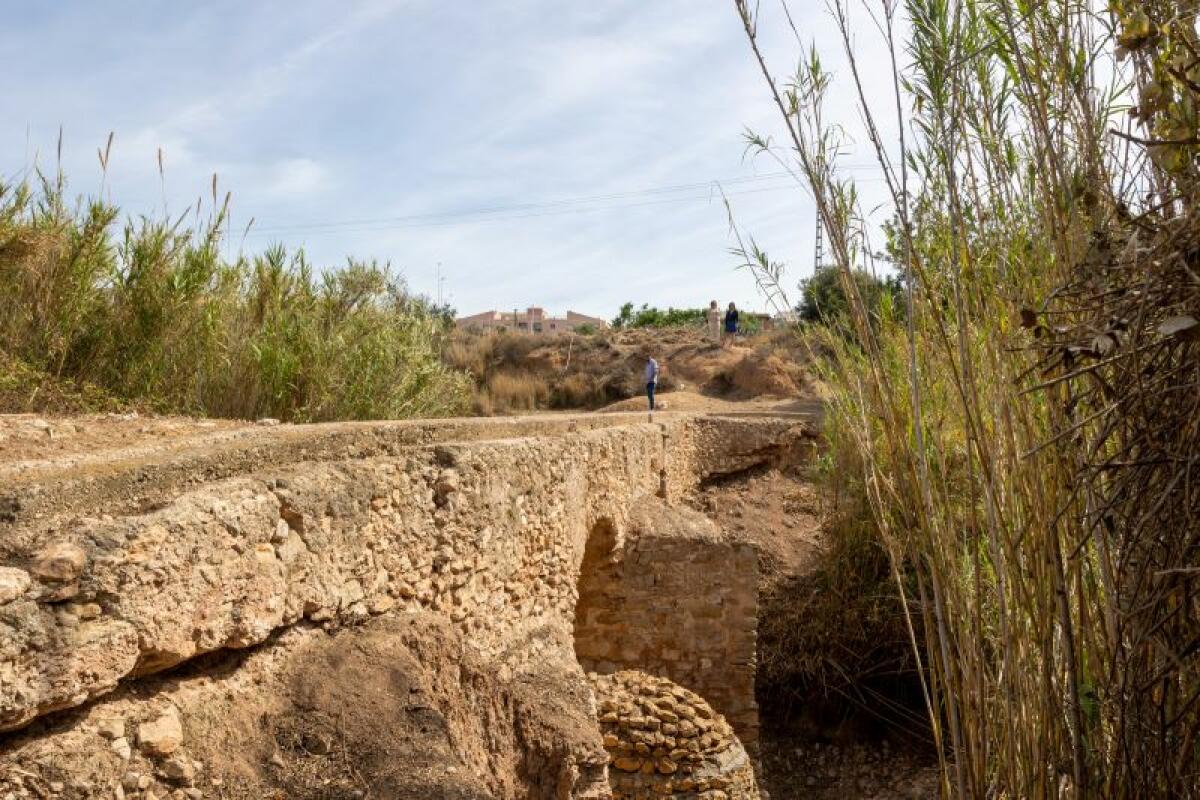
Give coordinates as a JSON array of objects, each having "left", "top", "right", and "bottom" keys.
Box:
[{"left": 445, "top": 327, "right": 817, "bottom": 415}]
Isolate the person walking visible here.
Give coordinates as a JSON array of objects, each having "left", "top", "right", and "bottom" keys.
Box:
[
  {"left": 723, "top": 302, "right": 739, "bottom": 346},
  {"left": 644, "top": 355, "right": 660, "bottom": 413},
  {"left": 706, "top": 300, "right": 722, "bottom": 343}
]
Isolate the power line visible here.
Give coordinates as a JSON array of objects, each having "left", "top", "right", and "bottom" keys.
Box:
[
  {"left": 242, "top": 183, "right": 803, "bottom": 237},
  {"left": 246, "top": 164, "right": 885, "bottom": 235},
  {"left": 250, "top": 171, "right": 796, "bottom": 233}
]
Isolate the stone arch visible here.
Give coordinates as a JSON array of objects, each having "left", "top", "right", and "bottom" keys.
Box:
[
  {"left": 573, "top": 517, "right": 623, "bottom": 670},
  {"left": 571, "top": 504, "right": 761, "bottom": 748}
]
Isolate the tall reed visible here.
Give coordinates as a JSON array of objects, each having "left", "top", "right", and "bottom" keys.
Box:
[
  {"left": 0, "top": 169, "right": 470, "bottom": 421},
  {"left": 736, "top": 0, "right": 1199, "bottom": 795}
]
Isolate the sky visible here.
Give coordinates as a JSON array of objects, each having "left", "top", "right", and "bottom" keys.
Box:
[{"left": 2, "top": 1, "right": 896, "bottom": 320}]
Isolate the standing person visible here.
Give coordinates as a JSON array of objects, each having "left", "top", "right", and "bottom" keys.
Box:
[
  {"left": 644, "top": 355, "right": 660, "bottom": 412},
  {"left": 723, "top": 302, "right": 739, "bottom": 346},
  {"left": 706, "top": 300, "right": 722, "bottom": 343}
]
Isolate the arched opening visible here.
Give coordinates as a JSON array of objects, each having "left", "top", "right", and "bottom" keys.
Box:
[
  {"left": 571, "top": 504, "right": 763, "bottom": 749},
  {"left": 572, "top": 518, "right": 623, "bottom": 670}
]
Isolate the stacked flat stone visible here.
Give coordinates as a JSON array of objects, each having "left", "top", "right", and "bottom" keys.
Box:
[{"left": 589, "top": 670, "right": 759, "bottom": 799}]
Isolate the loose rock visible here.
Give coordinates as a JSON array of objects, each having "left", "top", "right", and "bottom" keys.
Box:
[
  {"left": 0, "top": 567, "right": 30, "bottom": 604},
  {"left": 160, "top": 756, "right": 195, "bottom": 784},
  {"left": 111, "top": 737, "right": 133, "bottom": 760},
  {"left": 96, "top": 717, "right": 126, "bottom": 740},
  {"left": 31, "top": 541, "right": 86, "bottom": 583},
  {"left": 137, "top": 708, "right": 183, "bottom": 756}
]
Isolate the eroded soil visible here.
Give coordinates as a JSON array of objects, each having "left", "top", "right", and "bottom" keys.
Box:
[
  {"left": 0, "top": 614, "right": 603, "bottom": 800},
  {"left": 691, "top": 465, "right": 940, "bottom": 799}
]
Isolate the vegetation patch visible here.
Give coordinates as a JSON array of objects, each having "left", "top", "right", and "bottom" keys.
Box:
[
  {"left": 611, "top": 302, "right": 707, "bottom": 330},
  {"left": 0, "top": 176, "right": 469, "bottom": 421},
  {"left": 735, "top": 0, "right": 1200, "bottom": 794}
]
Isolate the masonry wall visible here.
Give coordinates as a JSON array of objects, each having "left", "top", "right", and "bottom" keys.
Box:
[
  {"left": 0, "top": 424, "right": 662, "bottom": 731},
  {"left": 573, "top": 504, "right": 760, "bottom": 747},
  {"left": 0, "top": 415, "right": 803, "bottom": 741}
]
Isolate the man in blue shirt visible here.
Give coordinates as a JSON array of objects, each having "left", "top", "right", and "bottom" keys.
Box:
[{"left": 644, "top": 356, "right": 659, "bottom": 411}]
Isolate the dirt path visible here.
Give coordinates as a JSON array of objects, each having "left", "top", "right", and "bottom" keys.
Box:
[
  {"left": 0, "top": 411, "right": 687, "bottom": 535},
  {"left": 0, "top": 413, "right": 248, "bottom": 468},
  {"left": 598, "top": 389, "right": 824, "bottom": 418}
]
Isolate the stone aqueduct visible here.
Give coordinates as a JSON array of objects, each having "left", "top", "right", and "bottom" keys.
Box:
[{"left": 0, "top": 412, "right": 811, "bottom": 797}]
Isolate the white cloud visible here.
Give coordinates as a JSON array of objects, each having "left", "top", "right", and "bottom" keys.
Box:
[
  {"left": 262, "top": 158, "right": 329, "bottom": 198},
  {"left": 3, "top": 0, "right": 897, "bottom": 319}
]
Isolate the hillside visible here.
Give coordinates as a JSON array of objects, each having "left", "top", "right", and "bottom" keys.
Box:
[{"left": 444, "top": 325, "right": 818, "bottom": 414}]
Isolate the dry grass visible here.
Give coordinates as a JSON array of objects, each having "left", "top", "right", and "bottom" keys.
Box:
[
  {"left": 445, "top": 325, "right": 810, "bottom": 416},
  {"left": 551, "top": 373, "right": 603, "bottom": 408},
  {"left": 446, "top": 329, "right": 630, "bottom": 414},
  {"left": 442, "top": 337, "right": 492, "bottom": 377},
  {"left": 0, "top": 351, "right": 129, "bottom": 415},
  {"left": 756, "top": 447, "right": 920, "bottom": 729},
  {"left": 482, "top": 371, "right": 549, "bottom": 414}
]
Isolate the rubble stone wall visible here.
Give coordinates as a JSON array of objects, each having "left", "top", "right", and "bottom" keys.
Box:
[
  {"left": 574, "top": 505, "right": 759, "bottom": 747},
  {"left": 590, "top": 670, "right": 759, "bottom": 799},
  {"left": 0, "top": 414, "right": 803, "bottom": 748}
]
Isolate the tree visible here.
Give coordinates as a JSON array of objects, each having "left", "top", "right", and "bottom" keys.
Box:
[
  {"left": 612, "top": 302, "right": 635, "bottom": 329},
  {"left": 796, "top": 265, "right": 903, "bottom": 327},
  {"left": 611, "top": 302, "right": 705, "bottom": 329}
]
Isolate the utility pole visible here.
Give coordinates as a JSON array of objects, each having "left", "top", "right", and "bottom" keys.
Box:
[{"left": 436, "top": 262, "right": 444, "bottom": 307}]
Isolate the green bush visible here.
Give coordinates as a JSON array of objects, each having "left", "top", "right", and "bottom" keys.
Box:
[
  {"left": 611, "top": 302, "right": 705, "bottom": 329},
  {"left": 738, "top": 314, "right": 763, "bottom": 336},
  {"left": 796, "top": 265, "right": 903, "bottom": 328},
  {"left": 0, "top": 174, "right": 470, "bottom": 421}
]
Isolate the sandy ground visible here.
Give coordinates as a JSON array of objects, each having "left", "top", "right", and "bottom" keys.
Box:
[{"left": 0, "top": 412, "right": 248, "bottom": 465}]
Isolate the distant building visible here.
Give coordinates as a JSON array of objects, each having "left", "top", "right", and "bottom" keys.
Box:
[
  {"left": 745, "top": 312, "right": 778, "bottom": 331},
  {"left": 455, "top": 307, "right": 609, "bottom": 335}
]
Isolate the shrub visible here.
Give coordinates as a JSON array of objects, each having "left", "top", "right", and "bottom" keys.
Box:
[
  {"left": 442, "top": 336, "right": 492, "bottom": 377},
  {"left": 796, "top": 265, "right": 903, "bottom": 328},
  {"left": 469, "top": 388, "right": 494, "bottom": 417},
  {"left": 0, "top": 350, "right": 127, "bottom": 415},
  {"left": 737, "top": 0, "right": 1200, "bottom": 794},
  {"left": 493, "top": 331, "right": 539, "bottom": 365},
  {"left": 0, "top": 173, "right": 470, "bottom": 421},
  {"left": 550, "top": 373, "right": 600, "bottom": 408},
  {"left": 738, "top": 314, "right": 763, "bottom": 336},
  {"left": 611, "top": 302, "right": 705, "bottom": 329}
]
